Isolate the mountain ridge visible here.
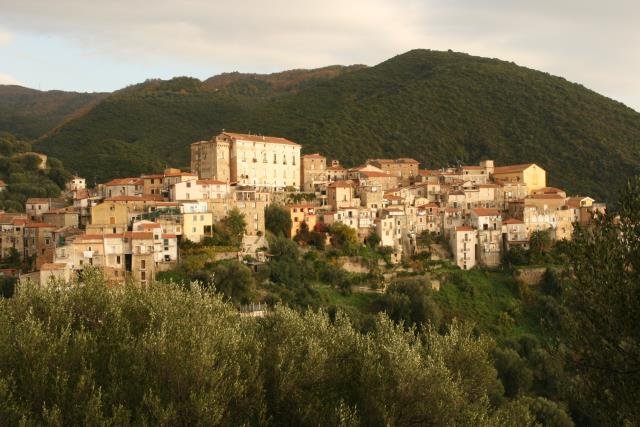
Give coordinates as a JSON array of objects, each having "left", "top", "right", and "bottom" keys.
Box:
[{"left": 2, "top": 49, "right": 638, "bottom": 200}]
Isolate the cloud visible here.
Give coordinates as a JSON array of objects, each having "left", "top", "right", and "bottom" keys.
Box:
[
  {"left": 0, "top": 73, "right": 22, "bottom": 85},
  {"left": 0, "top": 28, "right": 13, "bottom": 46},
  {"left": 0, "top": 0, "right": 638, "bottom": 109}
]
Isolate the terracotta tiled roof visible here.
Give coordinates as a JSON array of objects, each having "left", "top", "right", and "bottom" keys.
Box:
[
  {"left": 105, "top": 177, "right": 143, "bottom": 186},
  {"left": 455, "top": 226, "right": 475, "bottom": 232},
  {"left": 223, "top": 132, "right": 301, "bottom": 147},
  {"left": 139, "top": 223, "right": 161, "bottom": 229},
  {"left": 164, "top": 172, "right": 197, "bottom": 178},
  {"left": 76, "top": 234, "right": 106, "bottom": 241},
  {"left": 26, "top": 198, "right": 53, "bottom": 204},
  {"left": 360, "top": 171, "right": 393, "bottom": 178},
  {"left": 493, "top": 163, "right": 537, "bottom": 174},
  {"left": 302, "top": 153, "right": 325, "bottom": 159},
  {"left": 532, "top": 186, "right": 565, "bottom": 194},
  {"left": 328, "top": 180, "right": 355, "bottom": 188},
  {"left": 105, "top": 195, "right": 163, "bottom": 202},
  {"left": 0, "top": 180, "right": 6, "bottom": 186},
  {"left": 418, "top": 169, "right": 437, "bottom": 176},
  {"left": 162, "top": 234, "right": 177, "bottom": 239},
  {"left": 503, "top": 218, "right": 524, "bottom": 225},
  {"left": 471, "top": 208, "right": 501, "bottom": 217},
  {"left": 566, "top": 197, "right": 595, "bottom": 208},
  {"left": 197, "top": 179, "right": 227, "bottom": 185}
]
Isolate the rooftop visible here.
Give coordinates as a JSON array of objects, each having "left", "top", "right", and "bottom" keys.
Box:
[
  {"left": 493, "top": 163, "right": 537, "bottom": 174},
  {"left": 471, "top": 208, "right": 501, "bottom": 216},
  {"left": 223, "top": 132, "right": 301, "bottom": 147}
]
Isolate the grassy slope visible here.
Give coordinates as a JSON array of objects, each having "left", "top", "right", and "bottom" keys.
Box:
[{"left": 36, "top": 50, "right": 640, "bottom": 199}]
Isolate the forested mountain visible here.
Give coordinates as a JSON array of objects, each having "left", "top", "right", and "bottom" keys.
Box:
[
  {"left": 0, "top": 132, "right": 72, "bottom": 212},
  {"left": 0, "top": 85, "right": 107, "bottom": 139},
  {"left": 9, "top": 49, "right": 640, "bottom": 199}
]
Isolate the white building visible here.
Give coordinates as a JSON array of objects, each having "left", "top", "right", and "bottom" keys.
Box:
[
  {"left": 451, "top": 226, "right": 477, "bottom": 270},
  {"left": 191, "top": 132, "right": 301, "bottom": 190},
  {"left": 171, "top": 179, "right": 229, "bottom": 201}
]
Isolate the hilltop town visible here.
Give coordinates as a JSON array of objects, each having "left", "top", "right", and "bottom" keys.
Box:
[{"left": 1, "top": 131, "right": 605, "bottom": 286}]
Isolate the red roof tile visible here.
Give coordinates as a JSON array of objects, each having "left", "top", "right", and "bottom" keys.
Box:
[
  {"left": 493, "top": 163, "right": 537, "bottom": 174},
  {"left": 223, "top": 132, "right": 301, "bottom": 147}
]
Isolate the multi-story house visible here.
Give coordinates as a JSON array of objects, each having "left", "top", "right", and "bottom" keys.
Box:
[
  {"left": 367, "top": 158, "right": 419, "bottom": 186},
  {"left": 25, "top": 198, "right": 66, "bottom": 221},
  {"left": 451, "top": 226, "right": 477, "bottom": 270},
  {"left": 171, "top": 179, "right": 229, "bottom": 201},
  {"left": 469, "top": 208, "right": 502, "bottom": 267},
  {"left": 287, "top": 204, "right": 317, "bottom": 238},
  {"left": 0, "top": 214, "right": 27, "bottom": 259},
  {"left": 300, "top": 153, "right": 328, "bottom": 193},
  {"left": 23, "top": 222, "right": 57, "bottom": 270},
  {"left": 502, "top": 218, "right": 529, "bottom": 252},
  {"left": 103, "top": 178, "right": 143, "bottom": 198},
  {"left": 492, "top": 163, "right": 547, "bottom": 193},
  {"left": 191, "top": 132, "right": 301, "bottom": 189},
  {"left": 327, "top": 180, "right": 357, "bottom": 210}
]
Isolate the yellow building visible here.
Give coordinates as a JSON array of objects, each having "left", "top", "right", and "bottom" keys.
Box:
[
  {"left": 327, "top": 180, "right": 356, "bottom": 210},
  {"left": 492, "top": 163, "right": 546, "bottom": 193},
  {"left": 182, "top": 212, "right": 214, "bottom": 243},
  {"left": 91, "top": 201, "right": 129, "bottom": 227},
  {"left": 286, "top": 204, "right": 318, "bottom": 238}
]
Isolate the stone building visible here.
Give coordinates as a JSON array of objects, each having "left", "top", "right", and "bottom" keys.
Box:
[
  {"left": 191, "top": 132, "right": 301, "bottom": 189},
  {"left": 300, "top": 153, "right": 327, "bottom": 193}
]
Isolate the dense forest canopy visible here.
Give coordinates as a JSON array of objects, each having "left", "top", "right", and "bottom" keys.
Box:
[
  {"left": 17, "top": 49, "right": 639, "bottom": 200},
  {"left": 0, "top": 85, "right": 106, "bottom": 140},
  {"left": 0, "top": 132, "right": 71, "bottom": 212}
]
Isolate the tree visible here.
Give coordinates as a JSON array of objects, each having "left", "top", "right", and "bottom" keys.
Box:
[
  {"left": 365, "top": 230, "right": 381, "bottom": 248},
  {"left": 293, "top": 220, "right": 311, "bottom": 243},
  {"left": 528, "top": 230, "right": 552, "bottom": 264},
  {"left": 221, "top": 207, "right": 246, "bottom": 246},
  {"left": 265, "top": 204, "right": 291, "bottom": 237},
  {"left": 375, "top": 276, "right": 442, "bottom": 329},
  {"left": 560, "top": 176, "right": 640, "bottom": 425},
  {"left": 328, "top": 223, "right": 359, "bottom": 254},
  {"left": 210, "top": 260, "right": 256, "bottom": 304}
]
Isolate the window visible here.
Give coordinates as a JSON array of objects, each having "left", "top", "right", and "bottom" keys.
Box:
[
  {"left": 116, "top": 255, "right": 121, "bottom": 264},
  {"left": 141, "top": 271, "right": 146, "bottom": 281},
  {"left": 141, "top": 260, "right": 146, "bottom": 269}
]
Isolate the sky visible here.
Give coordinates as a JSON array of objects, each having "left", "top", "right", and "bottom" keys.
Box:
[{"left": 0, "top": 0, "right": 638, "bottom": 111}]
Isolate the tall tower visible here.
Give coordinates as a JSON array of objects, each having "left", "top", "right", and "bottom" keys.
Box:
[{"left": 190, "top": 137, "right": 230, "bottom": 181}]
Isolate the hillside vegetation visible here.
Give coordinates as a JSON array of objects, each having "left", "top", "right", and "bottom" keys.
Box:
[
  {"left": 0, "top": 85, "right": 106, "bottom": 139},
  {"left": 0, "top": 272, "right": 568, "bottom": 425},
  {"left": 27, "top": 50, "right": 640, "bottom": 199},
  {"left": 0, "top": 132, "right": 71, "bottom": 212}
]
